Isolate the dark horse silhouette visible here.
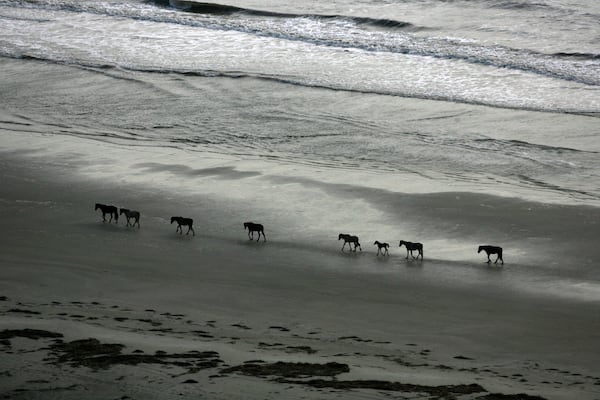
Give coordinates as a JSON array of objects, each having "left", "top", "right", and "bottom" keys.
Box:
[
  {"left": 244, "top": 222, "right": 266, "bottom": 242},
  {"left": 399, "top": 240, "right": 423, "bottom": 260},
  {"left": 171, "top": 216, "right": 195, "bottom": 236},
  {"left": 339, "top": 233, "right": 361, "bottom": 252},
  {"left": 373, "top": 241, "right": 389, "bottom": 256},
  {"left": 95, "top": 203, "right": 118, "bottom": 223},
  {"left": 478, "top": 245, "right": 504, "bottom": 264},
  {"left": 119, "top": 208, "right": 140, "bottom": 228}
]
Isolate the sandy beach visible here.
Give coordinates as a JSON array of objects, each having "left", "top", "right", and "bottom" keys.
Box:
[
  {"left": 1, "top": 143, "right": 599, "bottom": 400},
  {"left": 1, "top": 0, "right": 600, "bottom": 396}
]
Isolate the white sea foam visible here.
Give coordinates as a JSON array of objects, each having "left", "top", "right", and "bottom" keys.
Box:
[{"left": 0, "top": 0, "right": 598, "bottom": 113}]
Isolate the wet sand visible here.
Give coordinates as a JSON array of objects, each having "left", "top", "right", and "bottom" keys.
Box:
[{"left": 1, "top": 148, "right": 600, "bottom": 399}]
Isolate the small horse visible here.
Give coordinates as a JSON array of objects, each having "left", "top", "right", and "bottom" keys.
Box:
[
  {"left": 95, "top": 203, "right": 118, "bottom": 223},
  {"left": 339, "top": 233, "right": 361, "bottom": 252},
  {"left": 373, "top": 241, "right": 389, "bottom": 256},
  {"left": 399, "top": 240, "right": 423, "bottom": 260},
  {"left": 171, "top": 216, "right": 195, "bottom": 236},
  {"left": 120, "top": 208, "right": 140, "bottom": 228},
  {"left": 478, "top": 245, "right": 504, "bottom": 265},
  {"left": 243, "top": 222, "right": 266, "bottom": 242}
]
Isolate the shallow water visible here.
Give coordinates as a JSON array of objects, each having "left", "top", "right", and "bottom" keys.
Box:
[{"left": 0, "top": 0, "right": 599, "bottom": 302}]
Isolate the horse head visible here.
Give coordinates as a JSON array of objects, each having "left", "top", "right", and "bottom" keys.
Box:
[
  {"left": 171, "top": 216, "right": 180, "bottom": 224},
  {"left": 119, "top": 208, "right": 129, "bottom": 215},
  {"left": 477, "top": 245, "right": 483, "bottom": 253},
  {"left": 95, "top": 203, "right": 102, "bottom": 211},
  {"left": 399, "top": 240, "right": 405, "bottom": 248},
  {"left": 244, "top": 222, "right": 251, "bottom": 230},
  {"left": 338, "top": 233, "right": 347, "bottom": 241}
]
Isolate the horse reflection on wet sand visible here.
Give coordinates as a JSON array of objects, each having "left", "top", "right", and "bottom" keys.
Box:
[
  {"left": 339, "top": 234, "right": 361, "bottom": 252},
  {"left": 95, "top": 203, "right": 118, "bottom": 223},
  {"left": 244, "top": 222, "right": 266, "bottom": 242},
  {"left": 171, "top": 216, "right": 195, "bottom": 236}
]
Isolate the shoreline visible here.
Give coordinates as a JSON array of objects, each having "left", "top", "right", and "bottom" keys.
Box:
[{"left": 1, "top": 147, "right": 600, "bottom": 399}]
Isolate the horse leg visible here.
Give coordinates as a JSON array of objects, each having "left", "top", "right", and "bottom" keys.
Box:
[
  {"left": 486, "top": 252, "right": 491, "bottom": 263},
  {"left": 190, "top": 226, "right": 195, "bottom": 236},
  {"left": 262, "top": 230, "right": 266, "bottom": 242},
  {"left": 256, "top": 231, "right": 260, "bottom": 242},
  {"left": 341, "top": 242, "right": 346, "bottom": 251}
]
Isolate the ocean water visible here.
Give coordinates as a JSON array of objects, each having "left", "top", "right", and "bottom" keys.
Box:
[{"left": 0, "top": 0, "right": 599, "bottom": 299}]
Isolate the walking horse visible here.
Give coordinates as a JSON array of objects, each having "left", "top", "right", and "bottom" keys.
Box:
[
  {"left": 339, "top": 233, "right": 361, "bottom": 252},
  {"left": 95, "top": 203, "right": 118, "bottom": 223},
  {"left": 171, "top": 216, "right": 195, "bottom": 236},
  {"left": 399, "top": 240, "right": 423, "bottom": 260},
  {"left": 244, "top": 222, "right": 266, "bottom": 242}
]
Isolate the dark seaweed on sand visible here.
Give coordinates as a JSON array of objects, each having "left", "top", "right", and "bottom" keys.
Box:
[
  {"left": 221, "top": 361, "right": 349, "bottom": 378},
  {"left": 278, "top": 379, "right": 486, "bottom": 398},
  {"left": 476, "top": 394, "right": 548, "bottom": 400},
  {"left": 48, "top": 338, "right": 222, "bottom": 371},
  {"left": 0, "top": 329, "right": 63, "bottom": 340}
]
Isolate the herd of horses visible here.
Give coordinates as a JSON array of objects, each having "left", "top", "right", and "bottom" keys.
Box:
[{"left": 95, "top": 203, "right": 504, "bottom": 265}]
